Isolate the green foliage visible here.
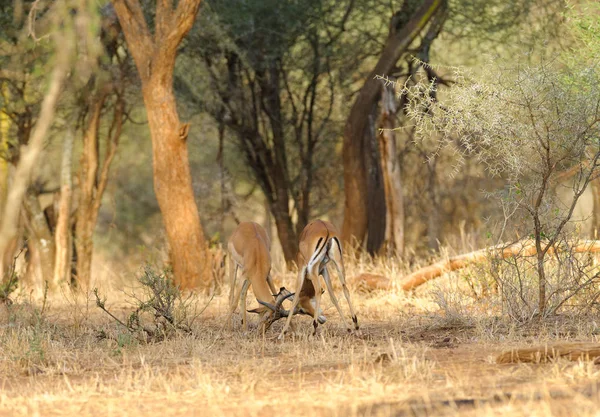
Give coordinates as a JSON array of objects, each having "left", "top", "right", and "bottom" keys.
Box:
[
  {"left": 564, "top": 1, "right": 600, "bottom": 66},
  {"left": 0, "top": 273, "right": 18, "bottom": 304},
  {"left": 209, "top": 0, "right": 317, "bottom": 61},
  {"left": 0, "top": 247, "right": 23, "bottom": 304}
]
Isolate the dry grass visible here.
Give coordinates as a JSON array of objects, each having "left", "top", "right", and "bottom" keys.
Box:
[{"left": 2, "top": 254, "right": 600, "bottom": 416}]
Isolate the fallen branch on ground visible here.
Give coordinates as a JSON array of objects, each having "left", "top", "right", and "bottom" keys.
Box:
[
  {"left": 350, "top": 240, "right": 600, "bottom": 292},
  {"left": 350, "top": 273, "right": 392, "bottom": 292},
  {"left": 496, "top": 342, "right": 600, "bottom": 364},
  {"left": 399, "top": 239, "right": 600, "bottom": 291}
]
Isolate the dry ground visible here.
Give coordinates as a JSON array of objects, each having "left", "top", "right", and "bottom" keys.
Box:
[{"left": 2, "top": 263, "right": 600, "bottom": 417}]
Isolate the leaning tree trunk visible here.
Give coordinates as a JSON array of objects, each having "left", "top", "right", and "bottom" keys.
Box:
[
  {"left": 0, "top": 35, "right": 71, "bottom": 279},
  {"left": 378, "top": 84, "right": 405, "bottom": 257},
  {"left": 53, "top": 129, "right": 74, "bottom": 287},
  {"left": 342, "top": 0, "right": 444, "bottom": 247}
]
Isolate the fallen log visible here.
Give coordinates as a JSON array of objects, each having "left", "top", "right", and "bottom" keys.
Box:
[
  {"left": 496, "top": 342, "right": 600, "bottom": 364},
  {"left": 399, "top": 239, "right": 600, "bottom": 292},
  {"left": 350, "top": 273, "right": 392, "bottom": 292}
]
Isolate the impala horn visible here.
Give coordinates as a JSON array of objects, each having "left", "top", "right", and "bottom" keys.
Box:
[
  {"left": 254, "top": 287, "right": 295, "bottom": 320},
  {"left": 274, "top": 287, "right": 295, "bottom": 310}
]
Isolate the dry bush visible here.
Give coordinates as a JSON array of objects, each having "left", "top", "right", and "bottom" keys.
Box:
[
  {"left": 490, "top": 245, "right": 600, "bottom": 322},
  {"left": 405, "top": 57, "right": 600, "bottom": 318},
  {"left": 94, "top": 265, "right": 209, "bottom": 343}
]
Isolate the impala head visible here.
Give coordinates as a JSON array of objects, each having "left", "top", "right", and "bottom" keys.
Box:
[{"left": 253, "top": 286, "right": 326, "bottom": 326}]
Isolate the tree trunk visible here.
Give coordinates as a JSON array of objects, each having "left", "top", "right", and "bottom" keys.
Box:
[
  {"left": 270, "top": 202, "right": 299, "bottom": 267},
  {"left": 534, "top": 223, "right": 547, "bottom": 316},
  {"left": 142, "top": 80, "right": 212, "bottom": 290},
  {"left": 342, "top": 0, "right": 444, "bottom": 246},
  {"left": 22, "top": 191, "right": 56, "bottom": 285},
  {"left": 263, "top": 194, "right": 272, "bottom": 243},
  {"left": 378, "top": 84, "right": 405, "bottom": 257},
  {"left": 0, "top": 96, "right": 8, "bottom": 221},
  {"left": 365, "top": 102, "right": 386, "bottom": 255},
  {"left": 257, "top": 64, "right": 300, "bottom": 265},
  {"left": 217, "top": 114, "right": 226, "bottom": 235},
  {"left": 426, "top": 159, "right": 440, "bottom": 252},
  {"left": 53, "top": 129, "right": 74, "bottom": 287},
  {"left": 591, "top": 177, "right": 600, "bottom": 238},
  {"left": 0, "top": 36, "right": 71, "bottom": 279},
  {"left": 0, "top": 89, "right": 11, "bottom": 278},
  {"left": 112, "top": 0, "right": 210, "bottom": 291},
  {"left": 75, "top": 91, "right": 124, "bottom": 289},
  {"left": 75, "top": 92, "right": 106, "bottom": 289}
]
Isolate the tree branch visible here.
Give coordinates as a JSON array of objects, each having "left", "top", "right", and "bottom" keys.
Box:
[{"left": 111, "top": 0, "right": 154, "bottom": 83}]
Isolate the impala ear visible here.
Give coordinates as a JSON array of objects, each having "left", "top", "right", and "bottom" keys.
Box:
[{"left": 247, "top": 308, "right": 262, "bottom": 314}]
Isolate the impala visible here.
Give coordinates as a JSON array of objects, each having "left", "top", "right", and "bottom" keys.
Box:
[
  {"left": 224, "top": 222, "right": 293, "bottom": 333},
  {"left": 278, "top": 220, "right": 360, "bottom": 339}
]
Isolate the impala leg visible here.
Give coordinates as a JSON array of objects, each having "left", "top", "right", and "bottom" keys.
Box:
[
  {"left": 331, "top": 243, "right": 360, "bottom": 332},
  {"left": 240, "top": 279, "right": 250, "bottom": 332},
  {"left": 310, "top": 267, "right": 323, "bottom": 337},
  {"left": 266, "top": 270, "right": 278, "bottom": 295},
  {"left": 321, "top": 266, "right": 352, "bottom": 332},
  {"left": 222, "top": 259, "right": 240, "bottom": 330},
  {"left": 222, "top": 275, "right": 243, "bottom": 332},
  {"left": 258, "top": 310, "right": 272, "bottom": 335},
  {"left": 278, "top": 266, "right": 306, "bottom": 340},
  {"left": 227, "top": 257, "right": 238, "bottom": 312}
]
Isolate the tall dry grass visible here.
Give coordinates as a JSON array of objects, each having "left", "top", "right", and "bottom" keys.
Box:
[{"left": 2, "top": 248, "right": 600, "bottom": 416}]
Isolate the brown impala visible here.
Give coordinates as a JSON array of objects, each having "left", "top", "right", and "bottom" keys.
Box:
[
  {"left": 223, "top": 222, "right": 293, "bottom": 333},
  {"left": 278, "top": 220, "right": 360, "bottom": 339}
]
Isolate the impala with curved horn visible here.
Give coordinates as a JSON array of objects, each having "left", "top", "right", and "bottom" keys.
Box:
[
  {"left": 278, "top": 220, "right": 360, "bottom": 339},
  {"left": 223, "top": 222, "right": 294, "bottom": 333}
]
